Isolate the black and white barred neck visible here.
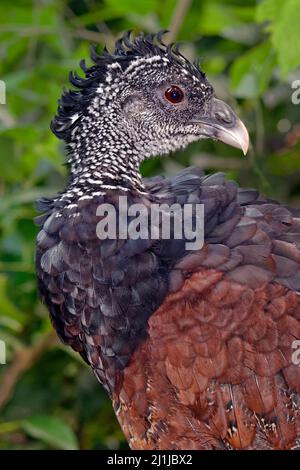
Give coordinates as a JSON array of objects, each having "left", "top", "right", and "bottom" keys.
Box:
[{"left": 51, "top": 31, "right": 213, "bottom": 205}]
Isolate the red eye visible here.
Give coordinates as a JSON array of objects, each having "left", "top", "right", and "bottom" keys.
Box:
[{"left": 165, "top": 85, "right": 184, "bottom": 104}]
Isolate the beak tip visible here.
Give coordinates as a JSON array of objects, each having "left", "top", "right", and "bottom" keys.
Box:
[
  {"left": 238, "top": 120, "right": 250, "bottom": 156},
  {"left": 241, "top": 137, "right": 249, "bottom": 156}
]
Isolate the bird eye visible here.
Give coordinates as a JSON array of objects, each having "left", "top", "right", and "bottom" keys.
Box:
[{"left": 164, "top": 85, "right": 184, "bottom": 104}]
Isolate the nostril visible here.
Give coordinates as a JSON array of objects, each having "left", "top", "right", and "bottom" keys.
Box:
[{"left": 215, "top": 109, "right": 234, "bottom": 125}]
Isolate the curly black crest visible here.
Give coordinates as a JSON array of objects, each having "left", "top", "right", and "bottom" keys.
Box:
[{"left": 51, "top": 30, "right": 205, "bottom": 141}]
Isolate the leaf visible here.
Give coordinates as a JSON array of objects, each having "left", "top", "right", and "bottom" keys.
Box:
[
  {"left": 22, "top": 415, "right": 79, "bottom": 450},
  {"left": 196, "top": 3, "right": 255, "bottom": 37},
  {"left": 256, "top": 0, "right": 282, "bottom": 23},
  {"left": 230, "top": 41, "right": 276, "bottom": 98},
  {"left": 0, "top": 275, "right": 24, "bottom": 328},
  {"left": 222, "top": 23, "right": 262, "bottom": 46},
  {"left": 256, "top": 0, "right": 300, "bottom": 76},
  {"left": 105, "top": 0, "right": 158, "bottom": 16}
]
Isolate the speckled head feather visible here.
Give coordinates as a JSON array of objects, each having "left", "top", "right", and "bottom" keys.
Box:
[{"left": 51, "top": 31, "right": 206, "bottom": 141}]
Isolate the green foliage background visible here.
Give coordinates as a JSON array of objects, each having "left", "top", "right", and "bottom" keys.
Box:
[{"left": 0, "top": 0, "right": 300, "bottom": 450}]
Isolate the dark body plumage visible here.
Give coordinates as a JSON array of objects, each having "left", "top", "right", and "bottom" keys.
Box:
[{"left": 36, "top": 33, "right": 300, "bottom": 449}]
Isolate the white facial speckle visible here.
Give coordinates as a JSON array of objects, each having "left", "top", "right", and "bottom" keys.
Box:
[{"left": 70, "top": 113, "right": 80, "bottom": 123}]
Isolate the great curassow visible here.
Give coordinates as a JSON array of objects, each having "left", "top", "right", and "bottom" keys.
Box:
[{"left": 36, "top": 32, "right": 300, "bottom": 450}]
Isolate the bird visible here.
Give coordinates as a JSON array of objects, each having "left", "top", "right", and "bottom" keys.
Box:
[{"left": 35, "top": 31, "right": 300, "bottom": 450}]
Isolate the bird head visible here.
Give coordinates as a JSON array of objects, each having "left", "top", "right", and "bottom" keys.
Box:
[{"left": 52, "top": 31, "right": 249, "bottom": 174}]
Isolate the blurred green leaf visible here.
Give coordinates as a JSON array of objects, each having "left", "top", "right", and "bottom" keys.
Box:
[
  {"left": 230, "top": 40, "right": 276, "bottom": 98},
  {"left": 22, "top": 415, "right": 79, "bottom": 450},
  {"left": 0, "top": 275, "right": 24, "bottom": 327},
  {"left": 105, "top": 0, "right": 158, "bottom": 16},
  {"left": 257, "top": 0, "right": 300, "bottom": 76}
]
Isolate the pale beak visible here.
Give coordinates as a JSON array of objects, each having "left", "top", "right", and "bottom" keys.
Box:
[{"left": 191, "top": 98, "right": 249, "bottom": 155}]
